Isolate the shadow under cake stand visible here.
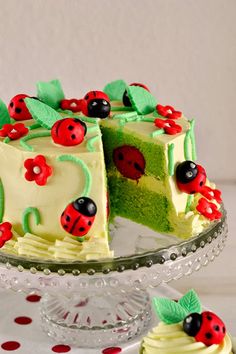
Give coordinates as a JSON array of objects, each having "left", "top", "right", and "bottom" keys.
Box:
[{"left": 0, "top": 212, "right": 228, "bottom": 348}]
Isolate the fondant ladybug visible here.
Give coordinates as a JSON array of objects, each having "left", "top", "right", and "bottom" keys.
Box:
[
  {"left": 113, "top": 145, "right": 145, "bottom": 180},
  {"left": 61, "top": 197, "right": 97, "bottom": 237},
  {"left": 51, "top": 118, "right": 87, "bottom": 146},
  {"left": 123, "top": 83, "right": 150, "bottom": 107},
  {"left": 183, "top": 311, "right": 226, "bottom": 346},
  {"left": 81, "top": 91, "right": 111, "bottom": 118},
  {"left": 8, "top": 94, "right": 32, "bottom": 121},
  {"left": 176, "top": 160, "right": 206, "bottom": 194}
]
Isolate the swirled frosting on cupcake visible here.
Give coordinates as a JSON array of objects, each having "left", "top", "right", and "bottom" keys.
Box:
[
  {"left": 140, "top": 321, "right": 233, "bottom": 354},
  {"left": 140, "top": 290, "right": 233, "bottom": 354}
]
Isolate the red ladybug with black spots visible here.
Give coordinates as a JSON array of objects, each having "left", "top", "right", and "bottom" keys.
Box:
[
  {"left": 183, "top": 311, "right": 226, "bottom": 346},
  {"left": 51, "top": 118, "right": 87, "bottom": 146},
  {"left": 113, "top": 145, "right": 146, "bottom": 181},
  {"left": 176, "top": 160, "right": 207, "bottom": 195},
  {"left": 81, "top": 91, "right": 111, "bottom": 118},
  {"left": 61, "top": 197, "right": 97, "bottom": 238},
  {"left": 123, "top": 82, "right": 150, "bottom": 107},
  {"left": 8, "top": 94, "right": 33, "bottom": 121}
]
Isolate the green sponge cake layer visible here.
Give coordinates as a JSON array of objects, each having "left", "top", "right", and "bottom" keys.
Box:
[{"left": 108, "top": 175, "right": 172, "bottom": 233}]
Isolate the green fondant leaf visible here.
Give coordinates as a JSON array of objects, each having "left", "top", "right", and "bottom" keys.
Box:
[
  {"left": 127, "top": 86, "right": 157, "bottom": 115},
  {"left": 25, "top": 98, "right": 62, "bottom": 129},
  {"left": 153, "top": 297, "right": 188, "bottom": 324},
  {"left": 178, "top": 289, "right": 202, "bottom": 314},
  {"left": 104, "top": 80, "right": 127, "bottom": 101},
  {"left": 0, "top": 99, "right": 11, "bottom": 128},
  {"left": 37, "top": 79, "right": 65, "bottom": 109}
]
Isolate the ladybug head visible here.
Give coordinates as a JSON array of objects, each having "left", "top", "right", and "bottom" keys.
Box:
[
  {"left": 176, "top": 160, "right": 207, "bottom": 195},
  {"left": 81, "top": 91, "right": 110, "bottom": 119},
  {"left": 73, "top": 197, "right": 97, "bottom": 216}
]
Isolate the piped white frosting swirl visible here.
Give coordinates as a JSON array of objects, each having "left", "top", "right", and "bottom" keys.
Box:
[{"left": 140, "top": 322, "right": 233, "bottom": 354}]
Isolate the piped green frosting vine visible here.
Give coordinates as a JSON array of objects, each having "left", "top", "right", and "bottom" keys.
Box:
[
  {"left": 22, "top": 207, "right": 41, "bottom": 234},
  {"left": 153, "top": 289, "right": 202, "bottom": 324},
  {"left": 0, "top": 179, "right": 5, "bottom": 223},
  {"left": 168, "top": 143, "right": 175, "bottom": 176},
  {"left": 20, "top": 131, "right": 51, "bottom": 152},
  {"left": 57, "top": 155, "right": 92, "bottom": 197}
]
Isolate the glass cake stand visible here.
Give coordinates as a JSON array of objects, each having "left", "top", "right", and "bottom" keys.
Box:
[{"left": 0, "top": 211, "right": 228, "bottom": 348}]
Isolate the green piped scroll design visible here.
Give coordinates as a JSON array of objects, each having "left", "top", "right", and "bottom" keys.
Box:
[
  {"left": 20, "top": 131, "right": 51, "bottom": 152},
  {"left": 189, "top": 119, "right": 197, "bottom": 161},
  {"left": 150, "top": 129, "right": 165, "bottom": 138},
  {"left": 185, "top": 194, "right": 194, "bottom": 214},
  {"left": 86, "top": 135, "right": 100, "bottom": 152},
  {"left": 111, "top": 106, "right": 133, "bottom": 112},
  {"left": 22, "top": 207, "right": 41, "bottom": 234},
  {"left": 57, "top": 155, "right": 92, "bottom": 197},
  {"left": 184, "top": 129, "right": 191, "bottom": 160},
  {"left": 28, "top": 123, "right": 41, "bottom": 130},
  {"left": 168, "top": 143, "right": 175, "bottom": 176},
  {"left": 0, "top": 179, "right": 4, "bottom": 223}
]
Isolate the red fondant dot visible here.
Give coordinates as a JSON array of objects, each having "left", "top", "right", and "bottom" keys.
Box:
[
  {"left": 51, "top": 344, "right": 71, "bottom": 353},
  {"left": 102, "top": 348, "right": 122, "bottom": 354},
  {"left": 14, "top": 316, "right": 32, "bottom": 325},
  {"left": 1, "top": 341, "right": 21, "bottom": 351},
  {"left": 26, "top": 294, "right": 41, "bottom": 302}
]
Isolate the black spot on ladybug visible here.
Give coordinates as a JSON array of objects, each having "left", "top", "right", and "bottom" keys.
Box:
[
  {"left": 19, "top": 98, "right": 24, "bottom": 102},
  {"left": 85, "top": 94, "right": 89, "bottom": 100},
  {"left": 15, "top": 107, "right": 22, "bottom": 114},
  {"left": 200, "top": 181, "right": 204, "bottom": 186},
  {"left": 71, "top": 134, "right": 76, "bottom": 140},
  {"left": 118, "top": 152, "right": 123, "bottom": 160},
  {"left": 10, "top": 102, "right": 14, "bottom": 108},
  {"left": 66, "top": 215, "right": 71, "bottom": 222},
  {"left": 63, "top": 224, "right": 68, "bottom": 229},
  {"left": 190, "top": 191, "right": 196, "bottom": 194},
  {"left": 79, "top": 227, "right": 85, "bottom": 232},
  {"left": 214, "top": 325, "right": 220, "bottom": 331},
  {"left": 88, "top": 221, "right": 92, "bottom": 226},
  {"left": 223, "top": 327, "right": 226, "bottom": 333},
  {"left": 205, "top": 332, "right": 212, "bottom": 339},
  {"left": 207, "top": 315, "right": 212, "bottom": 321},
  {"left": 68, "top": 125, "right": 74, "bottom": 131},
  {"left": 134, "top": 162, "right": 144, "bottom": 173}
]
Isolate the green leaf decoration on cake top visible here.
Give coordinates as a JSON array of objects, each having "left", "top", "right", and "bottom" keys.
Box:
[
  {"left": 104, "top": 79, "right": 127, "bottom": 101},
  {"left": 0, "top": 99, "right": 11, "bottom": 128},
  {"left": 153, "top": 289, "right": 201, "bottom": 324},
  {"left": 178, "top": 289, "right": 202, "bottom": 314},
  {"left": 37, "top": 79, "right": 65, "bottom": 109},
  {"left": 127, "top": 85, "right": 157, "bottom": 115},
  {"left": 25, "top": 98, "right": 62, "bottom": 129}
]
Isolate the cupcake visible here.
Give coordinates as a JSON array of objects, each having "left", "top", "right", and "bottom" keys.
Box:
[{"left": 140, "top": 290, "right": 233, "bottom": 353}]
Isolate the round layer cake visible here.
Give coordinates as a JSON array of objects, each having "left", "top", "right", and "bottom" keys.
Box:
[{"left": 0, "top": 79, "right": 223, "bottom": 261}]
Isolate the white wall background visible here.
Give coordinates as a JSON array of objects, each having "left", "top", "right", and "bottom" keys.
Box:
[{"left": 0, "top": 0, "right": 235, "bottom": 181}]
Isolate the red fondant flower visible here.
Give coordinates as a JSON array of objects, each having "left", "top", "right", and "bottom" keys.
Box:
[
  {"left": 60, "top": 98, "right": 82, "bottom": 112},
  {"left": 156, "top": 104, "right": 182, "bottom": 119},
  {"left": 0, "top": 123, "right": 28, "bottom": 140},
  {"left": 154, "top": 118, "right": 182, "bottom": 135},
  {"left": 196, "top": 198, "right": 222, "bottom": 221},
  {"left": 0, "top": 222, "right": 13, "bottom": 248},
  {"left": 24, "top": 155, "right": 53, "bottom": 186},
  {"left": 200, "top": 185, "right": 222, "bottom": 204}
]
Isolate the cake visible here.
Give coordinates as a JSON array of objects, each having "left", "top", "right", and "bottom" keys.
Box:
[
  {"left": 0, "top": 79, "right": 223, "bottom": 260},
  {"left": 140, "top": 290, "right": 233, "bottom": 354}
]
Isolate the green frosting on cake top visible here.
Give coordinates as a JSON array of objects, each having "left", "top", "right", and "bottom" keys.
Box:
[
  {"left": 103, "top": 79, "right": 127, "bottom": 101},
  {"left": 37, "top": 79, "right": 65, "bottom": 109},
  {"left": 153, "top": 289, "right": 202, "bottom": 324},
  {"left": 25, "top": 98, "right": 62, "bottom": 129},
  {"left": 127, "top": 86, "right": 157, "bottom": 115}
]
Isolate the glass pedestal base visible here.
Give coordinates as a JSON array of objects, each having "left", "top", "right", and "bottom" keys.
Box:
[{"left": 41, "top": 285, "right": 151, "bottom": 347}]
